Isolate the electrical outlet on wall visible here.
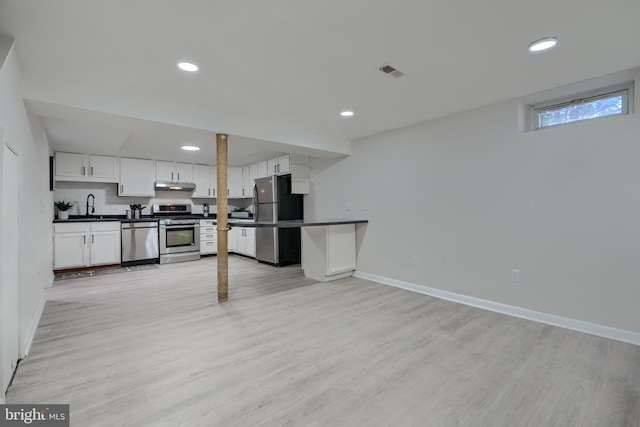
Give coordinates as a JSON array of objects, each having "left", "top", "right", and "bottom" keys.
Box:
[
  {"left": 345, "top": 202, "right": 352, "bottom": 211},
  {"left": 511, "top": 269, "right": 521, "bottom": 283},
  {"left": 411, "top": 256, "right": 418, "bottom": 266}
]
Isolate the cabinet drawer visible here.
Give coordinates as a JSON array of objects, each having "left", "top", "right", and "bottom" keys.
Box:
[
  {"left": 201, "top": 220, "right": 215, "bottom": 227},
  {"left": 54, "top": 222, "right": 89, "bottom": 233},
  {"left": 201, "top": 226, "right": 216, "bottom": 234},
  {"left": 90, "top": 222, "right": 121, "bottom": 232},
  {"left": 201, "top": 234, "right": 216, "bottom": 241},
  {"left": 200, "top": 240, "right": 217, "bottom": 254}
]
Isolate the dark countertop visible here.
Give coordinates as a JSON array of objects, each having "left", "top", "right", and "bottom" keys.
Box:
[
  {"left": 227, "top": 219, "right": 368, "bottom": 228},
  {"left": 53, "top": 214, "right": 227, "bottom": 223},
  {"left": 53, "top": 215, "right": 361, "bottom": 227}
]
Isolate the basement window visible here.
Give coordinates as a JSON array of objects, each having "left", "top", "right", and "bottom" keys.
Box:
[{"left": 532, "top": 84, "right": 632, "bottom": 130}]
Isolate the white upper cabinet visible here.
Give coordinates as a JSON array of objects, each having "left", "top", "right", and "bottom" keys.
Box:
[
  {"left": 55, "top": 152, "right": 118, "bottom": 183},
  {"left": 228, "top": 167, "right": 243, "bottom": 198},
  {"left": 277, "top": 155, "right": 290, "bottom": 174},
  {"left": 242, "top": 164, "right": 258, "bottom": 198},
  {"left": 193, "top": 164, "right": 213, "bottom": 198},
  {"left": 119, "top": 157, "right": 155, "bottom": 197},
  {"left": 267, "top": 158, "right": 279, "bottom": 176},
  {"left": 156, "top": 161, "right": 193, "bottom": 182},
  {"left": 242, "top": 166, "right": 250, "bottom": 198},
  {"left": 264, "top": 154, "right": 307, "bottom": 176},
  {"left": 257, "top": 161, "right": 269, "bottom": 178},
  {"left": 177, "top": 162, "right": 194, "bottom": 182},
  {"left": 89, "top": 155, "right": 119, "bottom": 181},
  {"left": 249, "top": 163, "right": 258, "bottom": 194},
  {"left": 194, "top": 164, "right": 256, "bottom": 199}
]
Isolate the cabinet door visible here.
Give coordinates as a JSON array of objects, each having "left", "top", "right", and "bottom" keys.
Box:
[
  {"left": 176, "top": 162, "right": 193, "bottom": 182},
  {"left": 228, "top": 228, "right": 238, "bottom": 252},
  {"left": 236, "top": 228, "right": 246, "bottom": 255},
  {"left": 210, "top": 166, "right": 218, "bottom": 197},
  {"left": 326, "top": 224, "right": 356, "bottom": 275},
  {"left": 267, "top": 158, "right": 279, "bottom": 176},
  {"left": 200, "top": 239, "right": 217, "bottom": 255},
  {"left": 88, "top": 155, "right": 119, "bottom": 182},
  {"left": 54, "top": 232, "right": 89, "bottom": 269},
  {"left": 242, "top": 166, "right": 251, "bottom": 198},
  {"left": 257, "top": 161, "right": 268, "bottom": 178},
  {"left": 119, "top": 158, "right": 155, "bottom": 196},
  {"left": 55, "top": 152, "right": 87, "bottom": 179},
  {"left": 90, "top": 230, "right": 121, "bottom": 266},
  {"left": 156, "top": 160, "right": 175, "bottom": 181},
  {"left": 277, "top": 155, "right": 290, "bottom": 174},
  {"left": 192, "top": 164, "right": 212, "bottom": 198},
  {"left": 245, "top": 227, "right": 256, "bottom": 257},
  {"left": 249, "top": 164, "right": 258, "bottom": 190},
  {"left": 228, "top": 167, "right": 243, "bottom": 198}
]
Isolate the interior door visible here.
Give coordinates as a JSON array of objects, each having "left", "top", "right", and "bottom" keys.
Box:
[{"left": 2, "top": 142, "right": 20, "bottom": 393}]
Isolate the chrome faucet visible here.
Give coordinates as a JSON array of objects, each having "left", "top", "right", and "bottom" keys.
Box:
[{"left": 86, "top": 194, "right": 95, "bottom": 216}]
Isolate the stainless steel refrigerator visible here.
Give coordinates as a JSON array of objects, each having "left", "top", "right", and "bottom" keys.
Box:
[{"left": 253, "top": 174, "right": 303, "bottom": 266}]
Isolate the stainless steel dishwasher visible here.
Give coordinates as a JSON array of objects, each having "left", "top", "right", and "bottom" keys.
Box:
[{"left": 121, "top": 221, "right": 159, "bottom": 266}]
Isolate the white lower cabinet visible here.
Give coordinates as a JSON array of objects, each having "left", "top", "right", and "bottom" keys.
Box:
[
  {"left": 53, "top": 227, "right": 89, "bottom": 269},
  {"left": 200, "top": 220, "right": 217, "bottom": 255},
  {"left": 197, "top": 220, "right": 256, "bottom": 258},
  {"left": 235, "top": 227, "right": 256, "bottom": 257},
  {"left": 54, "top": 222, "right": 121, "bottom": 269},
  {"left": 227, "top": 227, "right": 238, "bottom": 252}
]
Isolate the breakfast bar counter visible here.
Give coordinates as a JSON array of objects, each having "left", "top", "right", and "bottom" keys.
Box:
[{"left": 228, "top": 218, "right": 368, "bottom": 281}]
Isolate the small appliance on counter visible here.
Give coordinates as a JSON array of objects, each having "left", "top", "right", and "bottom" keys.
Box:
[
  {"left": 129, "top": 204, "right": 146, "bottom": 219},
  {"left": 230, "top": 210, "right": 251, "bottom": 219},
  {"left": 203, "top": 203, "right": 209, "bottom": 217}
]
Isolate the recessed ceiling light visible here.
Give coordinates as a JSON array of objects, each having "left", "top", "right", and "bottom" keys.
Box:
[
  {"left": 340, "top": 110, "right": 354, "bottom": 117},
  {"left": 178, "top": 62, "right": 198, "bottom": 72},
  {"left": 528, "top": 37, "right": 558, "bottom": 52},
  {"left": 181, "top": 145, "right": 200, "bottom": 151}
]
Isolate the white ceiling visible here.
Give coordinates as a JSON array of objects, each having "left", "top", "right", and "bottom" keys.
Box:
[{"left": 1, "top": 0, "right": 640, "bottom": 164}]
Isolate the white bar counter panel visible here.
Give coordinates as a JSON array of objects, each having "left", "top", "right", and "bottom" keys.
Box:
[{"left": 302, "top": 223, "right": 358, "bottom": 282}]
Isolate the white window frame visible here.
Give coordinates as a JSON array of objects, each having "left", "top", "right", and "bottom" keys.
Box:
[{"left": 531, "top": 82, "right": 633, "bottom": 130}]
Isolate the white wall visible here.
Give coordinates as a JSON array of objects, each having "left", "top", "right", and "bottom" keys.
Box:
[
  {"left": 306, "top": 76, "right": 640, "bottom": 334},
  {"left": 0, "top": 40, "right": 53, "bottom": 362}
]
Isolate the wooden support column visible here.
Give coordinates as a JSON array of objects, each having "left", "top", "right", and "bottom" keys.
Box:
[{"left": 216, "top": 133, "right": 229, "bottom": 302}]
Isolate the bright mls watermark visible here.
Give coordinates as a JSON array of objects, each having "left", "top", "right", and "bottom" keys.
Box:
[{"left": 1, "top": 405, "right": 69, "bottom": 426}]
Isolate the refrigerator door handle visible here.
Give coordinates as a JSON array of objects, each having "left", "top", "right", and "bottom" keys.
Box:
[{"left": 253, "top": 184, "right": 258, "bottom": 221}]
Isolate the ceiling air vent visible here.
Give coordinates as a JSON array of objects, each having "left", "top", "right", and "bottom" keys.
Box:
[{"left": 378, "top": 63, "right": 404, "bottom": 78}]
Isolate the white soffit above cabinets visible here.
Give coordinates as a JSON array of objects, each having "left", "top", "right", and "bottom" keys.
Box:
[{"left": 1, "top": 0, "right": 640, "bottom": 159}]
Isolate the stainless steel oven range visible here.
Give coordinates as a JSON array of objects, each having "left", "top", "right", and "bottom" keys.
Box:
[{"left": 154, "top": 204, "right": 201, "bottom": 264}]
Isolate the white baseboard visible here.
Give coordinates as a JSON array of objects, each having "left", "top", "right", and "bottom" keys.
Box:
[
  {"left": 354, "top": 271, "right": 640, "bottom": 346},
  {"left": 21, "top": 293, "right": 46, "bottom": 358}
]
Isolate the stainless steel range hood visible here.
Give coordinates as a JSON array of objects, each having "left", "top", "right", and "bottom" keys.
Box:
[{"left": 154, "top": 180, "right": 196, "bottom": 191}]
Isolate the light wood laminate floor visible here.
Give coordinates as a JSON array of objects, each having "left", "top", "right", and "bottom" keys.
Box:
[{"left": 7, "top": 256, "right": 640, "bottom": 426}]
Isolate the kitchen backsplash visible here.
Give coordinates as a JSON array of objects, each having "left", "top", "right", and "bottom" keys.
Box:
[{"left": 53, "top": 182, "right": 252, "bottom": 216}]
